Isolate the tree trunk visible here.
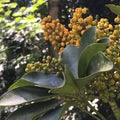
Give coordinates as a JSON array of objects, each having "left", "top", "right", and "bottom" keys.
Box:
[
  {"left": 48, "top": 0, "right": 59, "bottom": 19},
  {"left": 48, "top": 0, "right": 60, "bottom": 57}
]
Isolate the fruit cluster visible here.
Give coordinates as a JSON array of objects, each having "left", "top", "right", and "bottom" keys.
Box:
[
  {"left": 96, "top": 18, "right": 113, "bottom": 40},
  {"left": 25, "top": 55, "right": 63, "bottom": 76},
  {"left": 41, "top": 7, "right": 98, "bottom": 55},
  {"left": 68, "top": 7, "right": 97, "bottom": 43},
  {"left": 41, "top": 16, "right": 69, "bottom": 55}
]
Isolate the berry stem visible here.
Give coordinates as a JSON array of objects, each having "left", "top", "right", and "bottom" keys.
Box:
[{"left": 109, "top": 100, "right": 120, "bottom": 120}]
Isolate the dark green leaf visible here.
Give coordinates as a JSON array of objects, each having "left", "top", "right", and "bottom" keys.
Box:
[
  {"left": 8, "top": 79, "right": 36, "bottom": 91},
  {"left": 78, "top": 40, "right": 108, "bottom": 77},
  {"left": 39, "top": 106, "right": 63, "bottom": 120},
  {"left": 106, "top": 4, "right": 120, "bottom": 15},
  {"left": 0, "top": 86, "right": 53, "bottom": 106},
  {"left": 96, "top": 38, "right": 109, "bottom": 43},
  {"left": 80, "top": 26, "right": 96, "bottom": 47},
  {"left": 76, "top": 52, "right": 113, "bottom": 89},
  {"left": 52, "top": 66, "right": 79, "bottom": 95},
  {"left": 61, "top": 45, "right": 80, "bottom": 78},
  {"left": 61, "top": 27, "right": 96, "bottom": 78},
  {"left": 87, "top": 52, "right": 113, "bottom": 75},
  {"left": 5, "top": 99, "right": 63, "bottom": 120},
  {"left": 12, "top": 72, "right": 63, "bottom": 89}
]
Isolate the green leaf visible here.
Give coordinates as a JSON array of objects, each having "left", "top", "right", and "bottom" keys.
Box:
[
  {"left": 61, "top": 27, "right": 96, "bottom": 78},
  {"left": 5, "top": 99, "right": 62, "bottom": 120},
  {"left": 78, "top": 38, "right": 109, "bottom": 78},
  {"left": 52, "top": 66, "right": 79, "bottom": 95},
  {"left": 14, "top": 17, "right": 22, "bottom": 22},
  {"left": 12, "top": 11, "right": 23, "bottom": 17},
  {"left": 96, "top": 37, "right": 109, "bottom": 43},
  {"left": 87, "top": 52, "right": 113, "bottom": 75},
  {"left": 8, "top": 79, "right": 36, "bottom": 91},
  {"left": 76, "top": 52, "right": 113, "bottom": 89},
  {"left": 1, "top": 0, "right": 10, "bottom": 2},
  {"left": 106, "top": 4, "right": 120, "bottom": 15},
  {"left": 0, "top": 86, "right": 53, "bottom": 106},
  {"left": 80, "top": 26, "right": 96, "bottom": 47},
  {"left": 9, "top": 3, "right": 17, "bottom": 8},
  {"left": 39, "top": 106, "right": 63, "bottom": 120},
  {"left": 18, "top": 72, "right": 63, "bottom": 89}
]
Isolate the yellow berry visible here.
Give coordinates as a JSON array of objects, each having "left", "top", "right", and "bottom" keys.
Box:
[{"left": 113, "top": 73, "right": 120, "bottom": 79}]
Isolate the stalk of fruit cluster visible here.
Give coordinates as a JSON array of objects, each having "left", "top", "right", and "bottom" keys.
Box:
[{"left": 109, "top": 100, "right": 120, "bottom": 120}]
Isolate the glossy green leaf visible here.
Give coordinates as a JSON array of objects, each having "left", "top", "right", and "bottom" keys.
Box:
[
  {"left": 80, "top": 26, "right": 96, "bottom": 47},
  {"left": 20, "top": 72, "right": 63, "bottom": 89},
  {"left": 86, "top": 52, "right": 113, "bottom": 75},
  {"left": 61, "top": 45, "right": 79, "bottom": 78},
  {"left": 76, "top": 52, "right": 113, "bottom": 89},
  {"left": 61, "top": 27, "right": 96, "bottom": 78},
  {"left": 96, "top": 37, "right": 109, "bottom": 43},
  {"left": 106, "top": 4, "right": 120, "bottom": 15},
  {"left": 5, "top": 99, "right": 62, "bottom": 120},
  {"left": 0, "top": 86, "right": 53, "bottom": 106},
  {"left": 39, "top": 106, "right": 63, "bottom": 120},
  {"left": 78, "top": 39, "right": 109, "bottom": 78},
  {"left": 52, "top": 66, "right": 79, "bottom": 95},
  {"left": 8, "top": 79, "right": 36, "bottom": 91}
]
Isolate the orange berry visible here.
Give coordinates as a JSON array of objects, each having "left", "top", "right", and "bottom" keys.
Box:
[
  {"left": 51, "top": 23, "right": 55, "bottom": 29},
  {"left": 92, "top": 19, "right": 97, "bottom": 25},
  {"left": 44, "top": 36, "right": 49, "bottom": 41},
  {"left": 49, "top": 35, "right": 52, "bottom": 39},
  {"left": 66, "top": 42, "right": 70, "bottom": 45},
  {"left": 73, "top": 25, "right": 77, "bottom": 30},
  {"left": 72, "top": 17, "right": 77, "bottom": 22},
  {"left": 81, "top": 30, "right": 85, "bottom": 35},
  {"left": 75, "top": 8, "right": 82, "bottom": 13},
  {"left": 117, "top": 57, "right": 120, "bottom": 63},
  {"left": 113, "top": 73, "right": 120, "bottom": 79},
  {"left": 86, "top": 24, "right": 92, "bottom": 29},
  {"left": 68, "top": 23, "right": 72, "bottom": 28},
  {"left": 59, "top": 32, "right": 63, "bottom": 37},
  {"left": 55, "top": 29, "right": 59, "bottom": 33},
  {"left": 60, "top": 47, "right": 64, "bottom": 51},
  {"left": 109, "top": 24, "right": 113, "bottom": 30},
  {"left": 45, "top": 23, "right": 50, "bottom": 28},
  {"left": 52, "top": 41, "right": 57, "bottom": 45},
  {"left": 88, "top": 15, "right": 93, "bottom": 22},
  {"left": 70, "top": 39, "right": 74, "bottom": 44},
  {"left": 78, "top": 18, "right": 84, "bottom": 24},
  {"left": 60, "top": 25, "right": 65, "bottom": 30},
  {"left": 114, "top": 16, "right": 120, "bottom": 23},
  {"left": 55, "top": 36, "right": 60, "bottom": 40},
  {"left": 61, "top": 42, "right": 65, "bottom": 47},
  {"left": 62, "top": 37, "right": 66, "bottom": 42},
  {"left": 76, "top": 41, "right": 80, "bottom": 47},
  {"left": 56, "top": 18, "right": 60, "bottom": 23},
  {"left": 82, "top": 8, "right": 87, "bottom": 14},
  {"left": 77, "top": 26, "right": 82, "bottom": 31}
]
